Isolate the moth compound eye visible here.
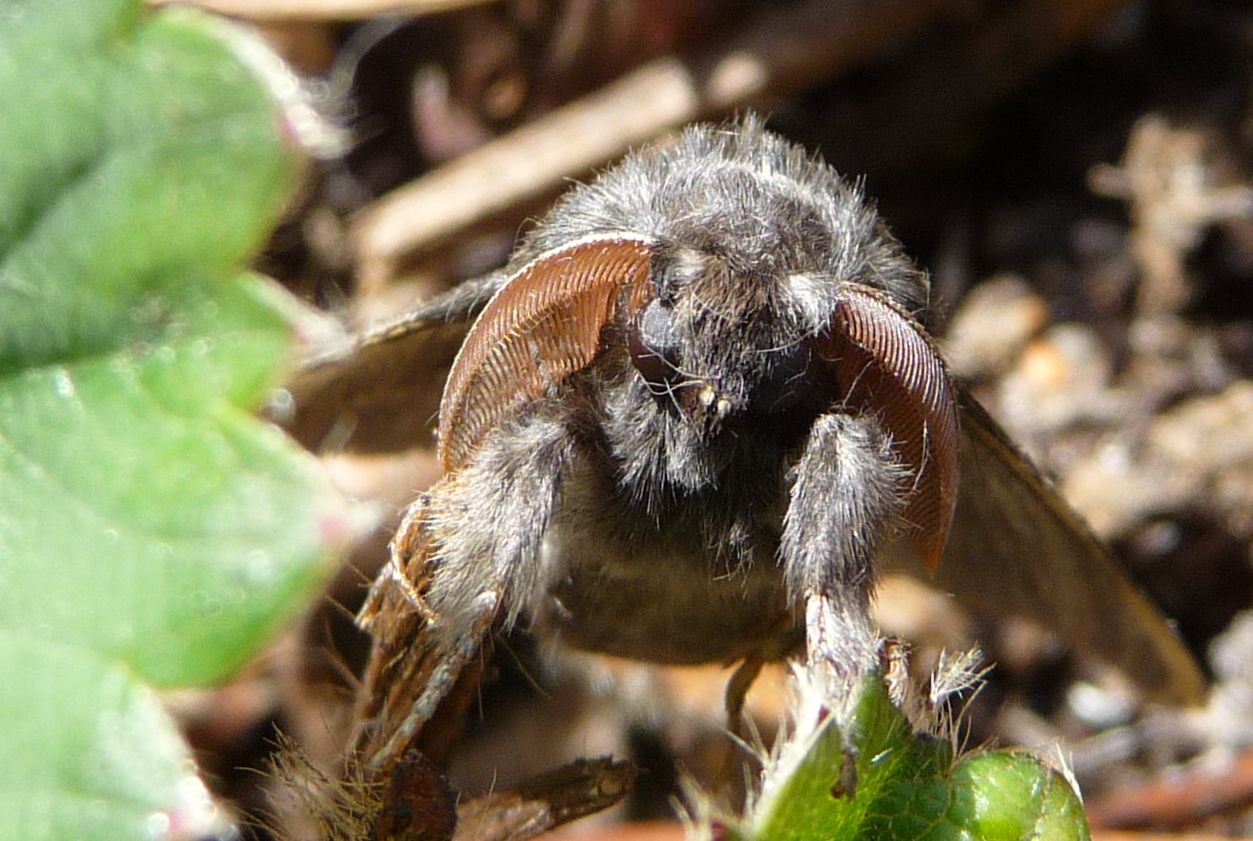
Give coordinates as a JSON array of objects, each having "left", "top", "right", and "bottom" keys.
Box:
[{"left": 628, "top": 298, "right": 682, "bottom": 390}]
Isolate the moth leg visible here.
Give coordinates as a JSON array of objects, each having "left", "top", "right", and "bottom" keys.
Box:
[
  {"left": 354, "top": 408, "right": 575, "bottom": 768},
  {"left": 721, "top": 605, "right": 798, "bottom": 735},
  {"left": 724, "top": 655, "right": 764, "bottom": 735},
  {"left": 708, "top": 654, "right": 765, "bottom": 786},
  {"left": 781, "top": 412, "right": 909, "bottom": 697}
]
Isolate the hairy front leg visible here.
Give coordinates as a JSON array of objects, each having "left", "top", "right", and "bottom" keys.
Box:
[
  {"left": 353, "top": 408, "right": 575, "bottom": 768},
  {"left": 781, "top": 412, "right": 909, "bottom": 698}
]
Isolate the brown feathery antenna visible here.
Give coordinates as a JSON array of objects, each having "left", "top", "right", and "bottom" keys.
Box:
[
  {"left": 819, "top": 284, "right": 960, "bottom": 571},
  {"left": 439, "top": 235, "right": 656, "bottom": 472}
]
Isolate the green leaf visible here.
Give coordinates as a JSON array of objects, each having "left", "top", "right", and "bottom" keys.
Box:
[
  {"left": 948, "top": 752, "right": 1091, "bottom": 841},
  {"left": 0, "top": 1, "right": 353, "bottom": 838},
  {"left": 746, "top": 675, "right": 1091, "bottom": 841},
  {"left": 0, "top": 276, "right": 340, "bottom": 686},
  {"left": 0, "top": 633, "right": 224, "bottom": 841},
  {"left": 0, "top": 1, "right": 293, "bottom": 375}
]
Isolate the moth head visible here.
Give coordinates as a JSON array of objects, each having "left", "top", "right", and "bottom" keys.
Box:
[
  {"left": 620, "top": 235, "right": 958, "bottom": 571},
  {"left": 625, "top": 243, "right": 842, "bottom": 438}
]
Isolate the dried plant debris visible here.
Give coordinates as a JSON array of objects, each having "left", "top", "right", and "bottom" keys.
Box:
[
  {"left": 1063, "top": 381, "right": 1253, "bottom": 544},
  {"left": 453, "top": 757, "right": 636, "bottom": 841},
  {"left": 264, "top": 733, "right": 633, "bottom": 841},
  {"left": 264, "top": 735, "right": 457, "bottom": 841},
  {"left": 1090, "top": 114, "right": 1253, "bottom": 315},
  {"left": 943, "top": 275, "right": 1050, "bottom": 382}
]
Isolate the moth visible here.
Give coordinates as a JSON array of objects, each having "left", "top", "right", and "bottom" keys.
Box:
[{"left": 286, "top": 119, "right": 1205, "bottom": 768}]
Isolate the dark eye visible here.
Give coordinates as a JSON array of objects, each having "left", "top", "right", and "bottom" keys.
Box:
[{"left": 628, "top": 298, "right": 682, "bottom": 390}]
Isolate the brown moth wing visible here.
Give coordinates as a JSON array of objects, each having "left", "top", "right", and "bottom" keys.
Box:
[
  {"left": 890, "top": 392, "right": 1207, "bottom": 705},
  {"left": 278, "top": 274, "right": 501, "bottom": 453},
  {"left": 818, "top": 283, "right": 961, "bottom": 571},
  {"left": 351, "top": 475, "right": 496, "bottom": 768},
  {"left": 438, "top": 235, "right": 656, "bottom": 472}
]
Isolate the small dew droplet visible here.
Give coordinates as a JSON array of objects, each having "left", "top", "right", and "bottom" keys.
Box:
[
  {"left": 241, "top": 549, "right": 278, "bottom": 586},
  {"left": 145, "top": 812, "right": 170, "bottom": 839},
  {"left": 53, "top": 369, "right": 76, "bottom": 399}
]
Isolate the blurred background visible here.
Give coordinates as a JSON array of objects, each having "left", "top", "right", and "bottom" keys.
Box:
[{"left": 156, "top": 0, "right": 1253, "bottom": 836}]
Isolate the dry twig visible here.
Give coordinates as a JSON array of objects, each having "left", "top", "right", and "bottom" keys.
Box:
[
  {"left": 149, "top": 0, "right": 494, "bottom": 21},
  {"left": 1085, "top": 747, "right": 1253, "bottom": 831},
  {"left": 349, "top": 0, "right": 957, "bottom": 286}
]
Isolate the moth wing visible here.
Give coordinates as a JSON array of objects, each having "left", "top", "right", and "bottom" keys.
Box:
[
  {"left": 278, "top": 272, "right": 503, "bottom": 453},
  {"left": 352, "top": 478, "right": 495, "bottom": 768},
  {"left": 891, "top": 392, "right": 1207, "bottom": 704},
  {"left": 438, "top": 235, "right": 655, "bottom": 472}
]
